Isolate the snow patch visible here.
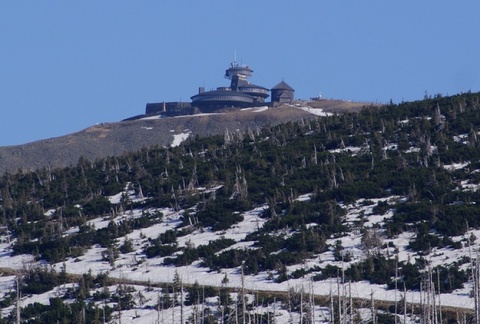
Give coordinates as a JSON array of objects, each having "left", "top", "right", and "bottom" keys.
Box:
[
  {"left": 291, "top": 105, "right": 333, "bottom": 116},
  {"left": 171, "top": 130, "right": 192, "bottom": 147},
  {"left": 329, "top": 146, "right": 362, "bottom": 154},
  {"left": 443, "top": 162, "right": 469, "bottom": 171}
]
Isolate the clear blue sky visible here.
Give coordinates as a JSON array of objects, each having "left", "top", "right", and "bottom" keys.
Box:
[{"left": 1, "top": 1, "right": 479, "bottom": 146}]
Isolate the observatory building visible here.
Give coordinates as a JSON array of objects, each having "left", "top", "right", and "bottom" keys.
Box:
[
  {"left": 191, "top": 61, "right": 270, "bottom": 112},
  {"left": 144, "top": 61, "right": 294, "bottom": 116}
]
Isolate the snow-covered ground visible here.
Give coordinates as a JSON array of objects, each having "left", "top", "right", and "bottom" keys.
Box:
[
  {"left": 171, "top": 130, "right": 191, "bottom": 147},
  {"left": 2, "top": 161, "right": 480, "bottom": 321},
  {"left": 289, "top": 103, "right": 333, "bottom": 117},
  {"left": 240, "top": 106, "right": 269, "bottom": 113},
  {"left": 443, "top": 162, "right": 469, "bottom": 171},
  {"left": 329, "top": 146, "right": 362, "bottom": 154}
]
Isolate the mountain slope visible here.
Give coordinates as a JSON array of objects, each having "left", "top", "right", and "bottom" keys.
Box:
[
  {"left": 2, "top": 93, "right": 480, "bottom": 322},
  {"left": 0, "top": 103, "right": 342, "bottom": 174}
]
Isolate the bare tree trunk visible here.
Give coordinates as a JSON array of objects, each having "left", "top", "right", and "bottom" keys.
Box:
[
  {"left": 16, "top": 274, "right": 21, "bottom": 324},
  {"left": 172, "top": 286, "right": 175, "bottom": 324},
  {"left": 395, "top": 259, "right": 398, "bottom": 324},
  {"left": 337, "top": 275, "right": 342, "bottom": 324},
  {"left": 118, "top": 292, "right": 122, "bottom": 324},
  {"left": 476, "top": 254, "right": 480, "bottom": 324},
  {"left": 311, "top": 279, "right": 316, "bottom": 324},
  {"left": 241, "top": 265, "right": 246, "bottom": 324},
  {"left": 349, "top": 282, "right": 353, "bottom": 323},
  {"left": 330, "top": 281, "right": 334, "bottom": 324},
  {"left": 273, "top": 297, "right": 277, "bottom": 324},
  {"left": 370, "top": 290, "right": 376, "bottom": 324},
  {"left": 181, "top": 280, "right": 184, "bottom": 324},
  {"left": 437, "top": 270, "right": 442, "bottom": 324},
  {"left": 403, "top": 285, "right": 407, "bottom": 324},
  {"left": 300, "top": 287, "right": 303, "bottom": 324}
]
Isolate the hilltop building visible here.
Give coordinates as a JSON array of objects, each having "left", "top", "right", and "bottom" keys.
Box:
[
  {"left": 191, "top": 61, "right": 270, "bottom": 112},
  {"left": 144, "top": 61, "right": 294, "bottom": 116},
  {"left": 145, "top": 101, "right": 195, "bottom": 116},
  {"left": 271, "top": 80, "right": 295, "bottom": 104}
]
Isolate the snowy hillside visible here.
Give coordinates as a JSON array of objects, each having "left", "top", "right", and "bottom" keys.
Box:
[{"left": 1, "top": 92, "right": 480, "bottom": 323}]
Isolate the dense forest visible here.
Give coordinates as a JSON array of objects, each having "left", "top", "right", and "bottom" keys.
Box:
[{"left": 2, "top": 91, "right": 480, "bottom": 322}]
